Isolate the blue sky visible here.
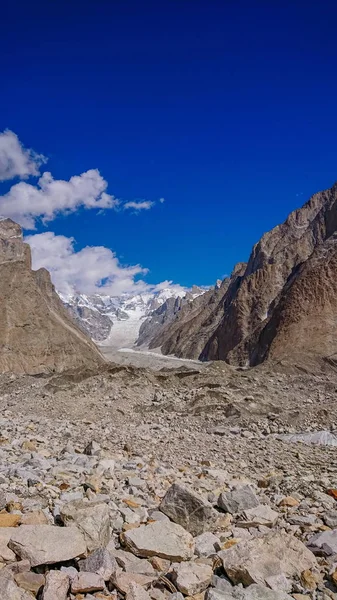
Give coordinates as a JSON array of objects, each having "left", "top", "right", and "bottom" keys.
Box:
[{"left": 1, "top": 1, "right": 337, "bottom": 293}]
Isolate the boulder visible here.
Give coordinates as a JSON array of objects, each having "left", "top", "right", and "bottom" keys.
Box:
[
  {"left": 127, "top": 581, "right": 153, "bottom": 600},
  {"left": 0, "top": 527, "right": 17, "bottom": 561},
  {"left": 14, "top": 571, "right": 45, "bottom": 595},
  {"left": 43, "top": 570, "right": 70, "bottom": 600},
  {"left": 217, "top": 486, "right": 260, "bottom": 514},
  {"left": 60, "top": 500, "right": 110, "bottom": 551},
  {"left": 172, "top": 561, "right": 213, "bottom": 595},
  {"left": 219, "top": 532, "right": 316, "bottom": 586},
  {"left": 323, "top": 511, "right": 337, "bottom": 528},
  {"left": 307, "top": 529, "right": 337, "bottom": 555},
  {"left": 237, "top": 505, "right": 279, "bottom": 528},
  {"left": 0, "top": 568, "right": 35, "bottom": 600},
  {"left": 9, "top": 525, "right": 86, "bottom": 567},
  {"left": 160, "top": 484, "right": 215, "bottom": 535},
  {"left": 79, "top": 548, "right": 117, "bottom": 581},
  {"left": 195, "top": 532, "right": 221, "bottom": 557},
  {"left": 71, "top": 571, "right": 105, "bottom": 593},
  {"left": 113, "top": 549, "right": 156, "bottom": 575},
  {"left": 112, "top": 571, "right": 155, "bottom": 594},
  {"left": 123, "top": 521, "right": 194, "bottom": 561}
]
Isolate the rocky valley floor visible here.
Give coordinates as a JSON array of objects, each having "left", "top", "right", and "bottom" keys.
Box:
[{"left": 0, "top": 355, "right": 337, "bottom": 599}]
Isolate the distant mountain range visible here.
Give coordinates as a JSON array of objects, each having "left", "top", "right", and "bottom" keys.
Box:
[
  {"left": 60, "top": 286, "right": 204, "bottom": 348},
  {"left": 59, "top": 181, "right": 337, "bottom": 374}
]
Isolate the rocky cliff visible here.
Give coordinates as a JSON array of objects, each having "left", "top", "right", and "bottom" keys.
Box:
[
  {"left": 157, "top": 183, "right": 337, "bottom": 371},
  {"left": 0, "top": 219, "right": 104, "bottom": 374}
]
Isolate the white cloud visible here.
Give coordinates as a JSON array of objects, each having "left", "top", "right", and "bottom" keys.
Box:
[
  {"left": 124, "top": 200, "right": 155, "bottom": 211},
  {"left": 0, "top": 130, "right": 47, "bottom": 182},
  {"left": 0, "top": 169, "right": 119, "bottom": 229},
  {"left": 159, "top": 197, "right": 165, "bottom": 203},
  {"left": 26, "top": 232, "right": 187, "bottom": 298},
  {"left": 26, "top": 231, "right": 149, "bottom": 296},
  {"left": 0, "top": 130, "right": 162, "bottom": 228}
]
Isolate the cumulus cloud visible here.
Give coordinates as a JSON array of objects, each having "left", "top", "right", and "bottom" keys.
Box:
[
  {"left": 26, "top": 231, "right": 149, "bottom": 296},
  {"left": 124, "top": 200, "right": 155, "bottom": 211},
  {"left": 0, "top": 130, "right": 47, "bottom": 182},
  {"left": 0, "top": 169, "right": 119, "bottom": 229},
  {"left": 0, "top": 129, "right": 162, "bottom": 228},
  {"left": 26, "top": 232, "right": 186, "bottom": 298}
]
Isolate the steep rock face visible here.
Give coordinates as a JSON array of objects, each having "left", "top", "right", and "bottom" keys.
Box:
[
  {"left": 64, "top": 300, "right": 113, "bottom": 342},
  {"left": 158, "top": 183, "right": 337, "bottom": 370},
  {"left": 136, "top": 296, "right": 184, "bottom": 347},
  {"left": 147, "top": 276, "right": 236, "bottom": 358},
  {"left": 0, "top": 219, "right": 104, "bottom": 374},
  {"left": 241, "top": 234, "right": 337, "bottom": 370}
]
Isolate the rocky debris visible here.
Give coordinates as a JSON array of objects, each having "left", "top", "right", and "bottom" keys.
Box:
[
  {"left": 219, "top": 533, "right": 317, "bottom": 587},
  {"left": 217, "top": 486, "right": 259, "bottom": 514},
  {"left": 9, "top": 524, "right": 87, "bottom": 566},
  {"left": 122, "top": 521, "right": 194, "bottom": 561},
  {"left": 0, "top": 218, "right": 104, "bottom": 374},
  {"left": 43, "top": 570, "right": 70, "bottom": 600},
  {"left": 160, "top": 483, "right": 215, "bottom": 535},
  {"left": 0, "top": 353, "right": 335, "bottom": 598},
  {"left": 172, "top": 561, "right": 213, "bottom": 595}
]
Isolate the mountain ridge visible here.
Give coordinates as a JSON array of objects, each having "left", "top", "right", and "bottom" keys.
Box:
[{"left": 153, "top": 182, "right": 337, "bottom": 371}]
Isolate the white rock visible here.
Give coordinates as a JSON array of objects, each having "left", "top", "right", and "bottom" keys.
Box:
[
  {"left": 43, "top": 570, "right": 70, "bottom": 600},
  {"left": 9, "top": 525, "right": 86, "bottom": 567},
  {"left": 219, "top": 532, "right": 316, "bottom": 586},
  {"left": 172, "top": 561, "right": 213, "bottom": 595},
  {"left": 123, "top": 521, "right": 194, "bottom": 561}
]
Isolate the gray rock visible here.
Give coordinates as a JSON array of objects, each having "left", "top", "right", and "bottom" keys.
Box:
[
  {"left": 79, "top": 548, "right": 117, "bottom": 581},
  {"left": 217, "top": 486, "right": 260, "bottom": 514},
  {"left": 211, "top": 575, "right": 233, "bottom": 593},
  {"left": 323, "top": 511, "right": 337, "bottom": 528},
  {"left": 219, "top": 532, "right": 316, "bottom": 586},
  {"left": 43, "top": 570, "right": 70, "bottom": 600},
  {"left": 308, "top": 529, "right": 337, "bottom": 555},
  {"left": 113, "top": 549, "right": 156, "bottom": 575},
  {"left": 71, "top": 571, "right": 105, "bottom": 593},
  {"left": 237, "top": 505, "right": 279, "bottom": 527},
  {"left": 9, "top": 525, "right": 86, "bottom": 567},
  {"left": 123, "top": 520, "right": 194, "bottom": 561},
  {"left": 60, "top": 500, "right": 110, "bottom": 551},
  {"left": 84, "top": 440, "right": 101, "bottom": 456},
  {"left": 172, "top": 561, "right": 213, "bottom": 595},
  {"left": 160, "top": 483, "right": 215, "bottom": 535},
  {"left": 195, "top": 532, "right": 221, "bottom": 557}
]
